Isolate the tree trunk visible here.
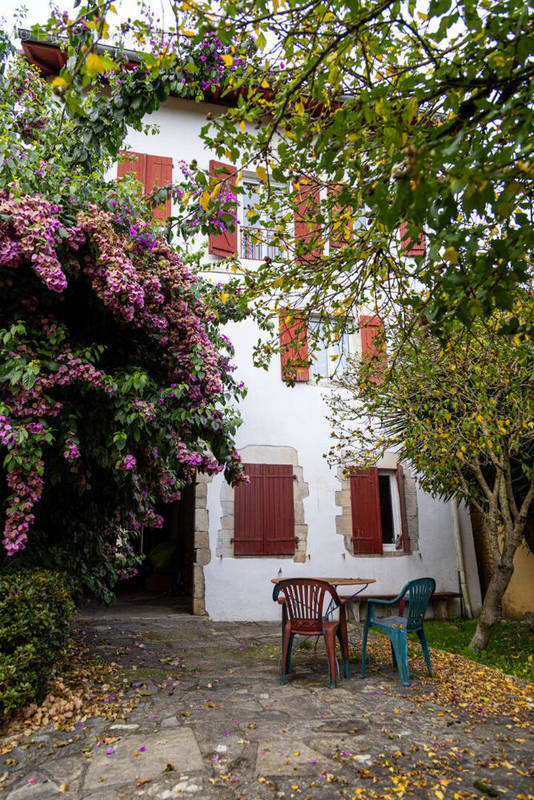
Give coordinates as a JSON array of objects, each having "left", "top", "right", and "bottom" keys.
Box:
[{"left": 469, "top": 522, "right": 520, "bottom": 651}]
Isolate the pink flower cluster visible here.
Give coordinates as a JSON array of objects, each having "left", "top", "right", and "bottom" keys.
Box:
[
  {"left": 63, "top": 439, "right": 80, "bottom": 460},
  {"left": 2, "top": 462, "right": 44, "bottom": 554},
  {"left": 0, "top": 194, "right": 85, "bottom": 292},
  {"left": 1, "top": 192, "right": 244, "bottom": 557},
  {"left": 117, "top": 454, "right": 137, "bottom": 471}
]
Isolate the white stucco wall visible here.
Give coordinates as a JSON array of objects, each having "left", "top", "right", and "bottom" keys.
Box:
[
  {"left": 114, "top": 97, "right": 482, "bottom": 621},
  {"left": 203, "top": 314, "right": 482, "bottom": 620}
]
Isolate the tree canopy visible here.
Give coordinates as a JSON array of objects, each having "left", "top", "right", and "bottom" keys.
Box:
[{"left": 189, "top": 0, "right": 533, "bottom": 341}]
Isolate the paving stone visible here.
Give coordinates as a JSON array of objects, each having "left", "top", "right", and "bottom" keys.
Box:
[
  {"left": 255, "top": 737, "right": 341, "bottom": 776},
  {"left": 83, "top": 730, "right": 204, "bottom": 792},
  {"left": 40, "top": 754, "right": 84, "bottom": 789},
  {"left": 6, "top": 773, "right": 59, "bottom": 800},
  {"left": 160, "top": 717, "right": 179, "bottom": 729}
]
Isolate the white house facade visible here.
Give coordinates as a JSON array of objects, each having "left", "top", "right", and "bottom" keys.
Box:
[
  {"left": 19, "top": 29, "right": 482, "bottom": 622},
  {"left": 101, "top": 92, "right": 481, "bottom": 621}
]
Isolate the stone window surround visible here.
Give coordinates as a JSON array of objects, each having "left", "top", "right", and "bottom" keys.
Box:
[
  {"left": 335, "top": 453, "right": 419, "bottom": 556},
  {"left": 217, "top": 445, "right": 310, "bottom": 562}
]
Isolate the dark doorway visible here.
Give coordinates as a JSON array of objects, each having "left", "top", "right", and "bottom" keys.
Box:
[{"left": 118, "top": 483, "right": 195, "bottom": 611}]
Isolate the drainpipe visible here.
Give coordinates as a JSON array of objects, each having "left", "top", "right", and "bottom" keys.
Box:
[{"left": 450, "top": 498, "right": 473, "bottom": 619}]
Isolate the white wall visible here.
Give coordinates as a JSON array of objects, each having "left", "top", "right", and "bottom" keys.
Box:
[{"left": 115, "top": 97, "right": 482, "bottom": 621}]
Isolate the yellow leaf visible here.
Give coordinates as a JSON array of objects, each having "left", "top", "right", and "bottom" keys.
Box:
[
  {"left": 219, "top": 293, "right": 229, "bottom": 303},
  {"left": 256, "top": 165, "right": 268, "bottom": 183},
  {"left": 443, "top": 246, "right": 458, "bottom": 264},
  {"left": 182, "top": 192, "right": 190, "bottom": 207},
  {"left": 210, "top": 183, "right": 222, "bottom": 200},
  {"left": 199, "top": 191, "right": 210, "bottom": 211},
  {"left": 51, "top": 77, "right": 68, "bottom": 89},
  {"left": 222, "top": 54, "right": 234, "bottom": 66},
  {"left": 272, "top": 277, "right": 284, "bottom": 288},
  {"left": 406, "top": 96, "right": 418, "bottom": 121},
  {"left": 85, "top": 53, "right": 107, "bottom": 76},
  {"left": 240, "top": 120, "right": 246, "bottom": 132}
]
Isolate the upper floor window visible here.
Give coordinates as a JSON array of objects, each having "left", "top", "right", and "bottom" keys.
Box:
[
  {"left": 309, "top": 318, "right": 350, "bottom": 379},
  {"left": 241, "top": 181, "right": 282, "bottom": 261}
]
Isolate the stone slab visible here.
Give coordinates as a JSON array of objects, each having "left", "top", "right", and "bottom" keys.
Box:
[
  {"left": 83, "top": 730, "right": 204, "bottom": 792},
  {"left": 255, "top": 737, "right": 341, "bottom": 776},
  {"left": 7, "top": 773, "right": 59, "bottom": 800}
]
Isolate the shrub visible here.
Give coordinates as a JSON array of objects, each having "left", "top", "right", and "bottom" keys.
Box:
[{"left": 0, "top": 569, "right": 75, "bottom": 721}]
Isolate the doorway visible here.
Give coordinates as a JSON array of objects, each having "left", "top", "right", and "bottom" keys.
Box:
[{"left": 118, "top": 483, "right": 196, "bottom": 611}]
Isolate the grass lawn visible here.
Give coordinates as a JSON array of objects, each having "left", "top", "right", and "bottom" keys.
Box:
[{"left": 417, "top": 618, "right": 534, "bottom": 682}]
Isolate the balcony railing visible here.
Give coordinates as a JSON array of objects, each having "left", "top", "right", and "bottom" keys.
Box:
[{"left": 241, "top": 227, "right": 280, "bottom": 260}]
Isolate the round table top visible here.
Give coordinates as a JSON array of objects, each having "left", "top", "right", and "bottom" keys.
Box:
[{"left": 271, "top": 577, "right": 375, "bottom": 586}]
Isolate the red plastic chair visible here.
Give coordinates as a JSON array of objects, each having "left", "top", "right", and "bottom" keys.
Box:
[{"left": 272, "top": 579, "right": 350, "bottom": 688}]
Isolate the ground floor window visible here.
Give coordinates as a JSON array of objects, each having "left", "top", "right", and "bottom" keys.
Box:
[
  {"left": 233, "top": 463, "right": 295, "bottom": 556},
  {"left": 350, "top": 466, "right": 408, "bottom": 554}
]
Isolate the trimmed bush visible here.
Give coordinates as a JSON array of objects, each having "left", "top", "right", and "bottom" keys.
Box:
[{"left": 0, "top": 570, "right": 75, "bottom": 721}]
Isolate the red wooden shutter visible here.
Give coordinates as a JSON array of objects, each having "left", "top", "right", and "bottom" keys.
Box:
[
  {"left": 279, "top": 310, "right": 309, "bottom": 383},
  {"left": 234, "top": 463, "right": 265, "bottom": 555},
  {"left": 396, "top": 464, "right": 410, "bottom": 553},
  {"left": 146, "top": 155, "right": 173, "bottom": 220},
  {"left": 294, "top": 177, "right": 322, "bottom": 265},
  {"left": 262, "top": 465, "right": 295, "bottom": 555},
  {"left": 117, "top": 151, "right": 146, "bottom": 182},
  {"left": 208, "top": 160, "right": 238, "bottom": 256},
  {"left": 328, "top": 185, "right": 352, "bottom": 248},
  {"left": 350, "top": 468, "right": 382, "bottom": 554},
  {"left": 360, "top": 315, "right": 387, "bottom": 383},
  {"left": 399, "top": 221, "right": 426, "bottom": 257},
  {"left": 234, "top": 464, "right": 295, "bottom": 556}
]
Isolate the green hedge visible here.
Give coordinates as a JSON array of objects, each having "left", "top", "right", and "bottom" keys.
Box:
[{"left": 0, "top": 569, "right": 75, "bottom": 721}]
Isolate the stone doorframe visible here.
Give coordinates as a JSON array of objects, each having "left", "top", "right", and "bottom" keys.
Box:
[{"left": 192, "top": 473, "right": 212, "bottom": 615}]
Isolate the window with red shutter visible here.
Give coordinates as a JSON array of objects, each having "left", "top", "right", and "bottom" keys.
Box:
[
  {"left": 350, "top": 469, "right": 383, "bottom": 554},
  {"left": 360, "top": 315, "right": 387, "bottom": 383},
  {"left": 279, "top": 310, "right": 309, "bottom": 383},
  {"left": 208, "top": 160, "right": 238, "bottom": 257},
  {"left": 117, "top": 151, "right": 146, "bottom": 183},
  {"left": 234, "top": 464, "right": 295, "bottom": 556},
  {"left": 350, "top": 466, "right": 408, "bottom": 554},
  {"left": 117, "top": 151, "right": 173, "bottom": 220},
  {"left": 145, "top": 155, "right": 173, "bottom": 220},
  {"left": 327, "top": 185, "right": 353, "bottom": 249},
  {"left": 294, "top": 177, "right": 322, "bottom": 265},
  {"left": 399, "top": 221, "right": 426, "bottom": 257}
]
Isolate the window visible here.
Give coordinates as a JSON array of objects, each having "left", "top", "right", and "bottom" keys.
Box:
[
  {"left": 309, "top": 319, "right": 350, "bottom": 379},
  {"left": 117, "top": 151, "right": 173, "bottom": 221},
  {"left": 350, "top": 466, "right": 408, "bottom": 554},
  {"left": 241, "top": 182, "right": 282, "bottom": 260},
  {"left": 233, "top": 464, "right": 295, "bottom": 556}
]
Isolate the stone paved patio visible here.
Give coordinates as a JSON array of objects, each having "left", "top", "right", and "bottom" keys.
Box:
[{"left": 1, "top": 597, "right": 533, "bottom": 799}]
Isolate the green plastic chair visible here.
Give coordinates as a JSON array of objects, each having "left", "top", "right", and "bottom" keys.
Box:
[{"left": 360, "top": 578, "right": 436, "bottom": 686}]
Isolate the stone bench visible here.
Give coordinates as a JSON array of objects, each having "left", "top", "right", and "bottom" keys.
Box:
[{"left": 338, "top": 591, "right": 462, "bottom": 622}]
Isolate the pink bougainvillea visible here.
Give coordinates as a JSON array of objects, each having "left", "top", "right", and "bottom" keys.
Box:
[{"left": 0, "top": 191, "right": 247, "bottom": 572}]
